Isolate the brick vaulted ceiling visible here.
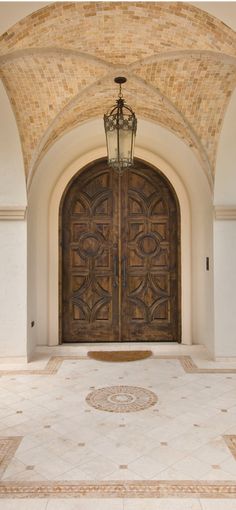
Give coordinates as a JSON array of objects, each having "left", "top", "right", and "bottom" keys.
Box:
[{"left": 0, "top": 2, "right": 236, "bottom": 186}]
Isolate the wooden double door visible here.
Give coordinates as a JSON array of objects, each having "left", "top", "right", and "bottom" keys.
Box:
[{"left": 61, "top": 159, "right": 180, "bottom": 343}]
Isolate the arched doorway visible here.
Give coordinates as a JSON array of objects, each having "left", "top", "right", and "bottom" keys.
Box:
[{"left": 60, "top": 158, "right": 181, "bottom": 343}]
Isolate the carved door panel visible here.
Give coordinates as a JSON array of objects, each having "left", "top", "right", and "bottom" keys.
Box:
[
  {"left": 61, "top": 160, "right": 180, "bottom": 343},
  {"left": 120, "top": 163, "right": 180, "bottom": 341},
  {"left": 61, "top": 162, "right": 119, "bottom": 342}
]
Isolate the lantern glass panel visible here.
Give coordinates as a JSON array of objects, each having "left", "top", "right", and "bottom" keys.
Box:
[
  {"left": 106, "top": 128, "right": 118, "bottom": 166},
  {"left": 118, "top": 127, "right": 132, "bottom": 167}
]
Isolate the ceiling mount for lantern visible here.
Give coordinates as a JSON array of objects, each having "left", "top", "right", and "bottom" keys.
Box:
[
  {"left": 114, "top": 76, "right": 127, "bottom": 85},
  {"left": 104, "top": 77, "right": 137, "bottom": 173}
]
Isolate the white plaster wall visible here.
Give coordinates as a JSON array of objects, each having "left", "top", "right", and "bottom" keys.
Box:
[
  {"left": 0, "top": 81, "right": 26, "bottom": 207},
  {"left": 0, "top": 220, "right": 27, "bottom": 357},
  {"left": 28, "top": 119, "right": 214, "bottom": 356},
  {"left": 214, "top": 220, "right": 236, "bottom": 357},
  {"left": 213, "top": 88, "right": 236, "bottom": 358},
  {"left": 214, "top": 89, "right": 236, "bottom": 206},
  {"left": 27, "top": 203, "right": 39, "bottom": 361},
  {"left": 0, "top": 81, "right": 27, "bottom": 358}
]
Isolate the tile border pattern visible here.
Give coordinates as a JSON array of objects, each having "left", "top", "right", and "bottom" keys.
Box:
[
  {"left": 1, "top": 355, "right": 236, "bottom": 376},
  {"left": 223, "top": 435, "right": 236, "bottom": 461},
  {"left": 0, "top": 437, "right": 22, "bottom": 478},
  {"left": 0, "top": 480, "right": 236, "bottom": 499}
]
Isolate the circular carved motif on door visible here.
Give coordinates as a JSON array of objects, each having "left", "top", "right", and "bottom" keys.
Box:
[
  {"left": 86, "top": 385, "right": 157, "bottom": 413},
  {"left": 136, "top": 233, "right": 160, "bottom": 258},
  {"left": 77, "top": 233, "right": 103, "bottom": 258}
]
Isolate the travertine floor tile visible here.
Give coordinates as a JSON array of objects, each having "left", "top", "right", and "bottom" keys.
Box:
[
  {"left": 200, "top": 500, "right": 236, "bottom": 510},
  {"left": 128, "top": 454, "right": 167, "bottom": 478},
  {"left": 0, "top": 349, "right": 236, "bottom": 502},
  {"left": 0, "top": 501, "right": 48, "bottom": 510},
  {"left": 46, "top": 499, "right": 123, "bottom": 510},
  {"left": 123, "top": 498, "right": 202, "bottom": 509}
]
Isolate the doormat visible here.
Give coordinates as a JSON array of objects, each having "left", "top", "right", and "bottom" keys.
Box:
[{"left": 87, "top": 350, "right": 152, "bottom": 362}]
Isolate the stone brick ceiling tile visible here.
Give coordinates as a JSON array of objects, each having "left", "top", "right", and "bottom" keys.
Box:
[
  {"left": 0, "top": 54, "right": 107, "bottom": 172},
  {"left": 33, "top": 85, "right": 199, "bottom": 180},
  {"left": 0, "top": 2, "right": 235, "bottom": 62},
  {"left": 133, "top": 57, "right": 236, "bottom": 171},
  {"left": 0, "top": 2, "right": 235, "bottom": 183}
]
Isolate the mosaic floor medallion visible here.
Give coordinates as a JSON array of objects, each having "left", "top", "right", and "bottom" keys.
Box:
[{"left": 86, "top": 385, "right": 157, "bottom": 412}]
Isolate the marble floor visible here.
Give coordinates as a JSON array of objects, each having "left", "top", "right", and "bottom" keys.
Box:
[{"left": 0, "top": 343, "right": 236, "bottom": 509}]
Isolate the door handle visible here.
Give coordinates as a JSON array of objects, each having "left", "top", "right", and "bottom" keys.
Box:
[
  {"left": 122, "top": 256, "right": 127, "bottom": 288},
  {"left": 113, "top": 254, "right": 118, "bottom": 288}
]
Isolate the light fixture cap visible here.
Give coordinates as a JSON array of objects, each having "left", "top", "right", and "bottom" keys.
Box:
[{"left": 114, "top": 76, "right": 127, "bottom": 85}]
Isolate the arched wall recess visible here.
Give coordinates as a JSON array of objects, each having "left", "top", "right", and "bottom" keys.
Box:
[
  {"left": 27, "top": 119, "right": 213, "bottom": 358},
  {"left": 48, "top": 146, "right": 191, "bottom": 347},
  {"left": 57, "top": 153, "right": 186, "bottom": 345}
]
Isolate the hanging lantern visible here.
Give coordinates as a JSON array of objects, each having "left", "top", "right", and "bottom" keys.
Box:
[{"left": 104, "top": 77, "right": 137, "bottom": 173}]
